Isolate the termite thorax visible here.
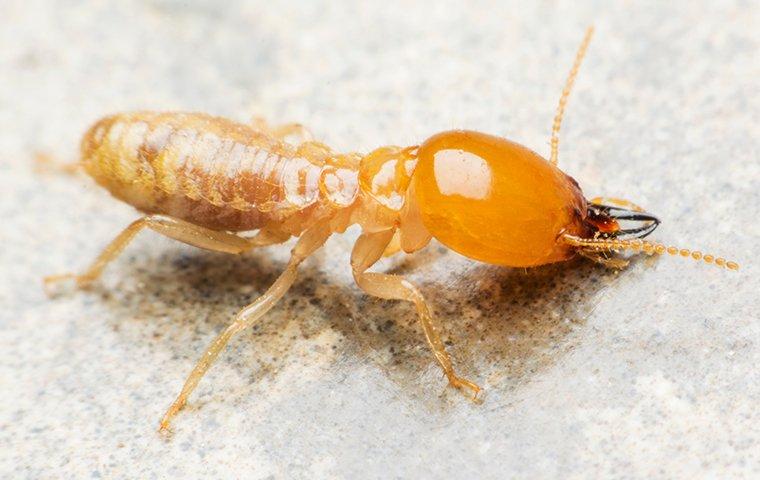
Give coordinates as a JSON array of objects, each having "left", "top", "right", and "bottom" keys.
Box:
[{"left": 343, "top": 145, "right": 419, "bottom": 233}]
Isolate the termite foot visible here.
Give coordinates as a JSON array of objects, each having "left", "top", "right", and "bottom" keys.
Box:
[
  {"left": 157, "top": 421, "right": 175, "bottom": 438},
  {"left": 42, "top": 273, "right": 92, "bottom": 296},
  {"left": 447, "top": 374, "right": 483, "bottom": 403},
  {"left": 158, "top": 416, "right": 174, "bottom": 434},
  {"left": 158, "top": 421, "right": 173, "bottom": 435},
  {"left": 158, "top": 399, "right": 186, "bottom": 433}
]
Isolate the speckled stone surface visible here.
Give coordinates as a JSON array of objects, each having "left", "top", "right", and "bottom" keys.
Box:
[{"left": 1, "top": 1, "right": 758, "bottom": 478}]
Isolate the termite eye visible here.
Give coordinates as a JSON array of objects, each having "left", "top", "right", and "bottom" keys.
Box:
[{"left": 410, "top": 130, "right": 588, "bottom": 267}]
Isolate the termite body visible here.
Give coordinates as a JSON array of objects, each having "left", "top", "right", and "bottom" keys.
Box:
[
  {"left": 47, "top": 28, "right": 737, "bottom": 431},
  {"left": 83, "top": 112, "right": 590, "bottom": 266}
]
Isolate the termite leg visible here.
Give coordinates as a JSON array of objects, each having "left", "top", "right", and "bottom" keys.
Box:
[
  {"left": 577, "top": 248, "right": 630, "bottom": 269},
  {"left": 295, "top": 141, "right": 335, "bottom": 164},
  {"left": 33, "top": 152, "right": 81, "bottom": 175},
  {"left": 43, "top": 215, "right": 262, "bottom": 292},
  {"left": 159, "top": 221, "right": 331, "bottom": 431},
  {"left": 242, "top": 225, "right": 292, "bottom": 248},
  {"left": 350, "top": 229, "right": 482, "bottom": 400},
  {"left": 249, "top": 116, "right": 314, "bottom": 143},
  {"left": 271, "top": 123, "right": 314, "bottom": 142},
  {"left": 381, "top": 231, "right": 402, "bottom": 258}
]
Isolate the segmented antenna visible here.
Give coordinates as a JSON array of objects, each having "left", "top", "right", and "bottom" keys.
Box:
[
  {"left": 563, "top": 234, "right": 739, "bottom": 271},
  {"left": 550, "top": 26, "right": 595, "bottom": 166}
]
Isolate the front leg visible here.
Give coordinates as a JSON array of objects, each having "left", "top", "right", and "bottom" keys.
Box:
[{"left": 350, "top": 229, "right": 481, "bottom": 400}]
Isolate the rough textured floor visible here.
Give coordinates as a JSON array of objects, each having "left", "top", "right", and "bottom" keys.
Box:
[{"left": 1, "top": 1, "right": 758, "bottom": 478}]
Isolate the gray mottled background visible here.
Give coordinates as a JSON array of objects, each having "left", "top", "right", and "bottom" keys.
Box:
[{"left": 1, "top": 1, "right": 758, "bottom": 478}]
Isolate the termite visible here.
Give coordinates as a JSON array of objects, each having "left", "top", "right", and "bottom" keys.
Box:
[{"left": 45, "top": 27, "right": 738, "bottom": 431}]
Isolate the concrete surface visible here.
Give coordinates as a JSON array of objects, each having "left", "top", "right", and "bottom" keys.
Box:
[{"left": 1, "top": 1, "right": 758, "bottom": 478}]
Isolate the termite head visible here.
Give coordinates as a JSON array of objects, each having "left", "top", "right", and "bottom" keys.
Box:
[{"left": 403, "top": 129, "right": 589, "bottom": 267}]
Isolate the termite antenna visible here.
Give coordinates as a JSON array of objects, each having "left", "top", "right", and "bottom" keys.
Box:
[
  {"left": 562, "top": 234, "right": 740, "bottom": 271},
  {"left": 549, "top": 26, "right": 594, "bottom": 166}
]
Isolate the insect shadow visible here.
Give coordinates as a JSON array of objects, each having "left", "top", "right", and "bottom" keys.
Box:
[{"left": 98, "top": 236, "right": 625, "bottom": 412}]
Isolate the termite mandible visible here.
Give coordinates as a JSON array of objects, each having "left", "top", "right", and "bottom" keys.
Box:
[{"left": 45, "top": 27, "right": 738, "bottom": 431}]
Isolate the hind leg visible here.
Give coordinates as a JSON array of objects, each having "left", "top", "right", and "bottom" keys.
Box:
[
  {"left": 44, "top": 215, "right": 263, "bottom": 291},
  {"left": 159, "top": 221, "right": 331, "bottom": 431}
]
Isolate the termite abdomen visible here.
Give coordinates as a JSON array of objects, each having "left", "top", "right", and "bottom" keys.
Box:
[{"left": 80, "top": 112, "right": 345, "bottom": 232}]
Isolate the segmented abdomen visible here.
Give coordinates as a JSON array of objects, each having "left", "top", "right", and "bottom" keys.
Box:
[{"left": 81, "top": 112, "right": 358, "bottom": 232}]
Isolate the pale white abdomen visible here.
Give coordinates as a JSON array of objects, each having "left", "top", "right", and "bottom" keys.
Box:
[{"left": 81, "top": 112, "right": 359, "bottom": 233}]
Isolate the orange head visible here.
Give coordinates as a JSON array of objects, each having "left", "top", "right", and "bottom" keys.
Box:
[{"left": 406, "top": 130, "right": 590, "bottom": 267}]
